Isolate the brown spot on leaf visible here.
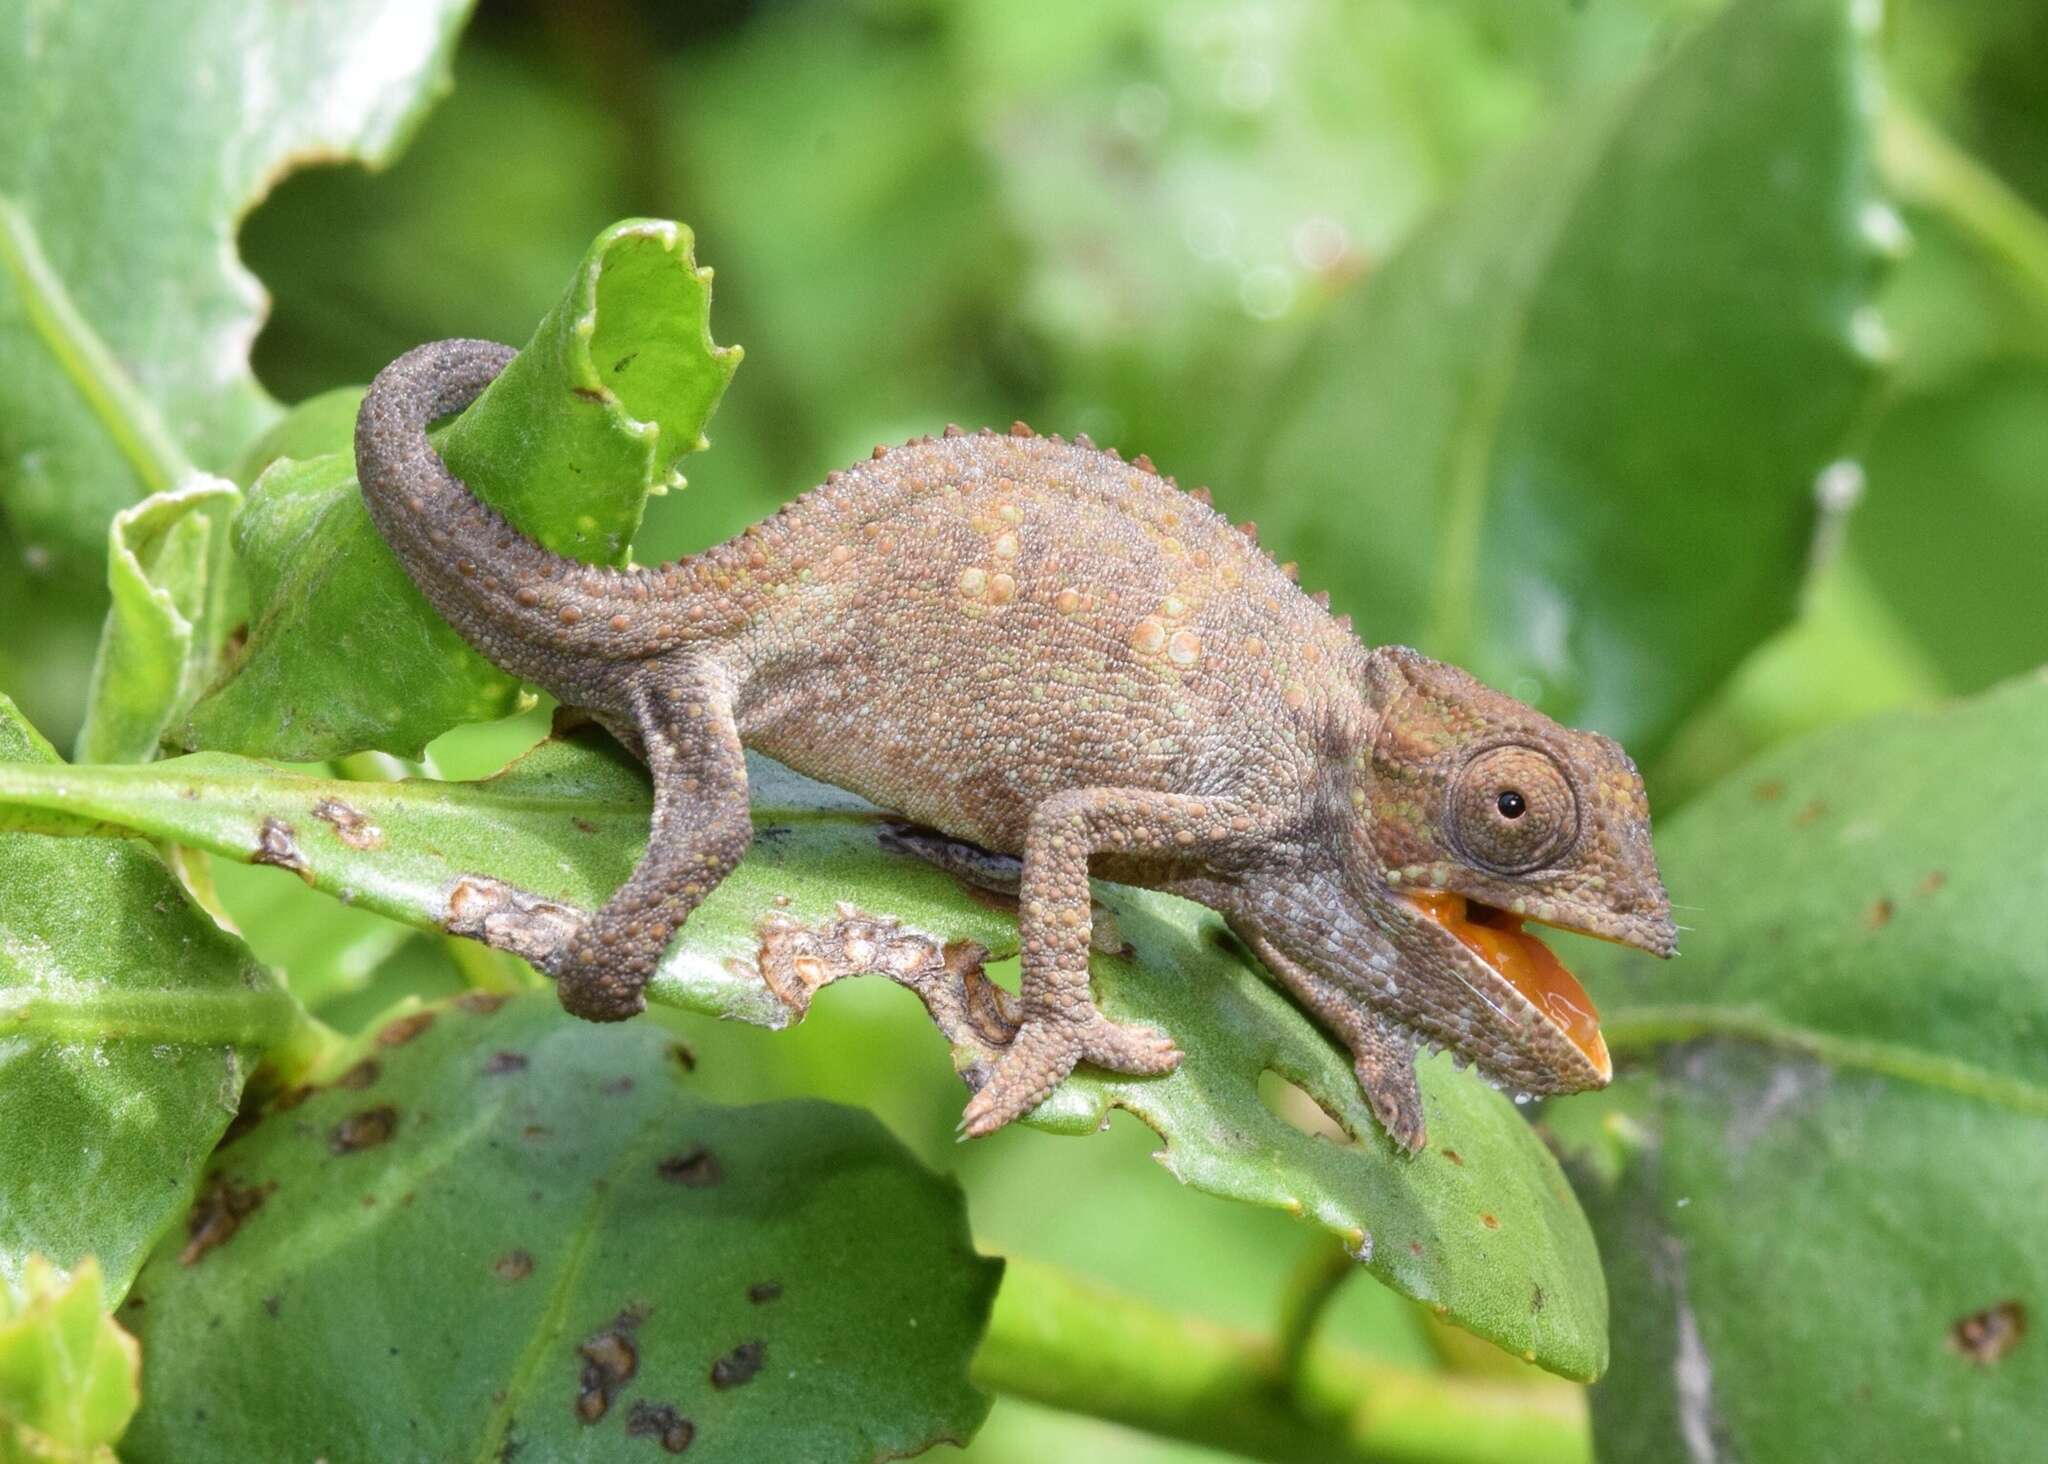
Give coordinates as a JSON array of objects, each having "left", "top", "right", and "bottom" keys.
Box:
[
  {"left": 1752, "top": 780, "right": 1784, "bottom": 802},
  {"left": 263, "top": 1294, "right": 280, "bottom": 1318},
  {"left": 330, "top": 1105, "right": 399, "bottom": 1154},
  {"left": 572, "top": 817, "right": 600, "bottom": 834},
  {"left": 747, "top": 1282, "right": 782, "bottom": 1304},
  {"left": 457, "top": 991, "right": 509, "bottom": 1016},
  {"left": 483, "top": 1051, "right": 529, "bottom": 1076},
  {"left": 1531, "top": 1285, "right": 1546, "bottom": 1314},
  {"left": 658, "top": 1148, "right": 723, "bottom": 1188},
  {"left": 1865, "top": 897, "right": 1894, "bottom": 930},
  {"left": 1441, "top": 1149, "right": 1463, "bottom": 1166},
  {"left": 1917, "top": 870, "right": 1948, "bottom": 897},
  {"left": 336, "top": 1058, "right": 381, "bottom": 1090},
  {"left": 1793, "top": 800, "right": 1826, "bottom": 827},
  {"left": 1950, "top": 1300, "right": 2026, "bottom": 1365},
  {"left": 312, "top": 798, "right": 383, "bottom": 850},
  {"left": 377, "top": 1011, "right": 436, "bottom": 1047},
  {"left": 1408, "top": 1241, "right": 1424, "bottom": 1257},
  {"left": 753, "top": 906, "right": 1018, "bottom": 1066},
  {"left": 180, "top": 1179, "right": 274, "bottom": 1265},
  {"left": 251, "top": 816, "right": 312, "bottom": 883},
  {"left": 668, "top": 1041, "right": 698, "bottom": 1072},
  {"left": 626, "top": 1401, "right": 696, "bottom": 1453},
  {"left": 601, "top": 1077, "right": 635, "bottom": 1096},
  {"left": 494, "top": 1249, "right": 535, "bottom": 1281},
  {"left": 272, "top": 1084, "right": 314, "bottom": 1112},
  {"left": 1480, "top": 1213, "right": 1500, "bottom": 1230},
  {"left": 445, "top": 876, "right": 581, "bottom": 968},
  {"left": 576, "top": 1328, "right": 639, "bottom": 1423},
  {"left": 710, "top": 1339, "right": 766, "bottom": 1390}
]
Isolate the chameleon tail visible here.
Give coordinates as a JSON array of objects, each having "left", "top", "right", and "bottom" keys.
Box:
[{"left": 354, "top": 338, "right": 681, "bottom": 686}]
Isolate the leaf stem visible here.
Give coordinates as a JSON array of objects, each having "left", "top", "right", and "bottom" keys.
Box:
[
  {"left": 1273, "top": 1233, "right": 1359, "bottom": 1396},
  {"left": 974, "top": 1255, "right": 1587, "bottom": 1464},
  {"left": 1880, "top": 105, "right": 2048, "bottom": 305},
  {"left": 0, "top": 195, "right": 193, "bottom": 494}
]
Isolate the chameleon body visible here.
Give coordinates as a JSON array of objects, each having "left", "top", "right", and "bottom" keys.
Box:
[{"left": 356, "top": 338, "right": 1676, "bottom": 1149}]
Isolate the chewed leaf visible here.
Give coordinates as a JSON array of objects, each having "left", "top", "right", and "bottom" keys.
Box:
[
  {"left": 0, "top": 2, "right": 473, "bottom": 579},
  {"left": 0, "top": 733, "right": 1606, "bottom": 1376},
  {"left": 178, "top": 220, "right": 740, "bottom": 761},
  {"left": 119, "top": 993, "right": 997, "bottom": 1463}
]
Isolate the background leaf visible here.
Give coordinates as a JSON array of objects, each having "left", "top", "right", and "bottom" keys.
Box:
[
  {"left": 178, "top": 219, "right": 739, "bottom": 760},
  {"left": 119, "top": 991, "right": 999, "bottom": 1464},
  {"left": 0, "top": 734, "right": 1608, "bottom": 1377},
  {"left": 0, "top": 696, "right": 298, "bottom": 1296},
  {"left": 1562, "top": 671, "right": 2048, "bottom": 1462},
  {"left": 0, "top": 0, "right": 473, "bottom": 582},
  {"left": 1245, "top": 0, "right": 1885, "bottom": 760}
]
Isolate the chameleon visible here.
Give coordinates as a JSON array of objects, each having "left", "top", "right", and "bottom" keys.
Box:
[{"left": 355, "top": 337, "right": 1676, "bottom": 1150}]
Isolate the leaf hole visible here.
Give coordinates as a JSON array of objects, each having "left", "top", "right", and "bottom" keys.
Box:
[{"left": 1257, "top": 1069, "right": 1354, "bottom": 1145}]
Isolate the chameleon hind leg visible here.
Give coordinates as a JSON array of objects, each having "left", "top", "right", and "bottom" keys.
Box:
[{"left": 551, "top": 671, "right": 752, "bottom": 1021}]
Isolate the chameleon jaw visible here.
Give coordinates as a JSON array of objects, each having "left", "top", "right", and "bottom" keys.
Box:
[{"left": 1405, "top": 891, "right": 1612, "bottom": 1084}]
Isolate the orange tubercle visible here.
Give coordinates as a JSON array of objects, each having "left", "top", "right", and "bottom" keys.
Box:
[{"left": 1407, "top": 892, "right": 1611, "bottom": 1081}]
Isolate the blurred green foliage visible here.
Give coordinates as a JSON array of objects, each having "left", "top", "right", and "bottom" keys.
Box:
[{"left": 2, "top": 0, "right": 2046, "bottom": 1460}]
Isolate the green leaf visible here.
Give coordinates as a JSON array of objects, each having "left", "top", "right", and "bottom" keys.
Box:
[
  {"left": 178, "top": 219, "right": 740, "bottom": 761},
  {"left": 0, "top": 0, "right": 474, "bottom": 579},
  {"left": 0, "top": 733, "right": 1607, "bottom": 1376},
  {"left": 119, "top": 991, "right": 998, "bottom": 1463},
  {"left": 0, "top": 1256, "right": 139, "bottom": 1464},
  {"left": 73, "top": 477, "right": 242, "bottom": 765},
  {"left": 1562, "top": 671, "right": 2048, "bottom": 1461},
  {"left": 0, "top": 696, "right": 298, "bottom": 1298},
  {"left": 1246, "top": 0, "right": 1886, "bottom": 757}
]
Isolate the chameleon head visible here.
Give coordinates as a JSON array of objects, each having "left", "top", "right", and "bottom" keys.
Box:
[{"left": 1356, "top": 646, "right": 1677, "bottom": 1096}]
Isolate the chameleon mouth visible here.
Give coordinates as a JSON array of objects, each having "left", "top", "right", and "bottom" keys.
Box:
[{"left": 1407, "top": 892, "right": 1611, "bottom": 1081}]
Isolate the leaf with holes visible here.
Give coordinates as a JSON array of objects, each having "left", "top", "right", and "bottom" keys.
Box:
[
  {"left": 117, "top": 992, "right": 998, "bottom": 1463},
  {"left": 1246, "top": 0, "right": 1887, "bottom": 758},
  {"left": 1558, "top": 670, "right": 2048, "bottom": 1461},
  {"left": 0, "top": 1, "right": 472, "bottom": 582},
  {"left": 0, "top": 696, "right": 298, "bottom": 1297},
  {"left": 0, "top": 733, "right": 1607, "bottom": 1376},
  {"left": 177, "top": 218, "right": 740, "bottom": 761}
]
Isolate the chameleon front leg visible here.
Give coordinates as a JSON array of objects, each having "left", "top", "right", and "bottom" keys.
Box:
[
  {"left": 551, "top": 673, "right": 752, "bottom": 1021},
  {"left": 958, "top": 787, "right": 1261, "bottom": 1137},
  {"left": 1237, "top": 930, "right": 1427, "bottom": 1153}
]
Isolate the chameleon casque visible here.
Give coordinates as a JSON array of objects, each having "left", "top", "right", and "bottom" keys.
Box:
[{"left": 356, "top": 338, "right": 1676, "bottom": 1151}]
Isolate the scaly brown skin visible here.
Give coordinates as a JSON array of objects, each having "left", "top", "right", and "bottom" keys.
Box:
[{"left": 356, "top": 339, "right": 1678, "bottom": 1149}]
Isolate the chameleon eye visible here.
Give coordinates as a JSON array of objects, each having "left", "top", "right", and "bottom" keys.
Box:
[{"left": 1450, "top": 746, "right": 1575, "bottom": 874}]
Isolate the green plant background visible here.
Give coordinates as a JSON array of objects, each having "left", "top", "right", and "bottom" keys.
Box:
[{"left": 2, "top": 1, "right": 2044, "bottom": 1460}]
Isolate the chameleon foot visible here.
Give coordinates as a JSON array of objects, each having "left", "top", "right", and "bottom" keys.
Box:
[
  {"left": 958, "top": 1008, "right": 1181, "bottom": 1137},
  {"left": 549, "top": 937, "right": 649, "bottom": 1023}
]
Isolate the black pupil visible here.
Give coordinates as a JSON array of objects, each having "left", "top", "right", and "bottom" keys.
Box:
[{"left": 1497, "top": 790, "right": 1527, "bottom": 819}]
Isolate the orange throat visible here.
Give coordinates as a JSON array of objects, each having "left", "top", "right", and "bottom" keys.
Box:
[{"left": 1407, "top": 891, "right": 1611, "bottom": 1082}]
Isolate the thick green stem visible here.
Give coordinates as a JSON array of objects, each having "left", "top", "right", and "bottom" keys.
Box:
[
  {"left": 974, "top": 1255, "right": 1587, "bottom": 1464},
  {"left": 1880, "top": 105, "right": 2048, "bottom": 304},
  {"left": 1273, "top": 1234, "right": 1359, "bottom": 1395}
]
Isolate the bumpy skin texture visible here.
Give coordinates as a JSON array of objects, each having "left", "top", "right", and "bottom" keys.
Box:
[{"left": 357, "top": 339, "right": 1678, "bottom": 1148}]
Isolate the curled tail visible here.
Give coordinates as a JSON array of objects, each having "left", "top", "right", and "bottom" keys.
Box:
[{"left": 355, "top": 338, "right": 688, "bottom": 693}]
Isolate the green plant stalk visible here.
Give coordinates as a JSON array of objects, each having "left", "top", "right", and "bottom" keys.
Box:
[
  {"left": 1881, "top": 104, "right": 2048, "bottom": 305},
  {"left": 1273, "top": 1233, "right": 1360, "bottom": 1394},
  {"left": 974, "top": 1256, "right": 1587, "bottom": 1464}
]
